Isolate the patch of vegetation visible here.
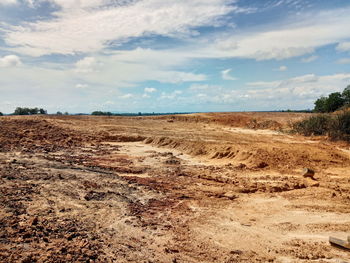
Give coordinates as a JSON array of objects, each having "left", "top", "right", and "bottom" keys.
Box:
[
  {"left": 314, "top": 85, "right": 350, "bottom": 113},
  {"left": 91, "top": 111, "right": 113, "bottom": 116},
  {"left": 293, "top": 111, "right": 350, "bottom": 141},
  {"left": 13, "top": 107, "right": 47, "bottom": 115},
  {"left": 0, "top": 112, "right": 3, "bottom": 116},
  {"left": 292, "top": 115, "right": 332, "bottom": 136}
]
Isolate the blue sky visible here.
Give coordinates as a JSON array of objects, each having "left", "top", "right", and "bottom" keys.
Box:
[{"left": 0, "top": 0, "right": 350, "bottom": 113}]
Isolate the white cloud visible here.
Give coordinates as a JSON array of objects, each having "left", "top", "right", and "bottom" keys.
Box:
[
  {"left": 188, "top": 8, "right": 350, "bottom": 61},
  {"left": 4, "top": 0, "right": 235, "bottom": 56},
  {"left": 277, "top": 65, "right": 287, "bottom": 71},
  {"left": 75, "top": 83, "right": 88, "bottom": 89},
  {"left": 336, "top": 42, "right": 350, "bottom": 52},
  {"left": 301, "top": 55, "right": 318, "bottom": 63},
  {"left": 74, "top": 57, "right": 98, "bottom": 73},
  {"left": 244, "top": 73, "right": 350, "bottom": 102},
  {"left": 120, "top": 93, "right": 133, "bottom": 99},
  {"left": 144, "top": 87, "right": 157, "bottom": 93},
  {"left": 160, "top": 90, "right": 183, "bottom": 100},
  {"left": 0, "top": 0, "right": 17, "bottom": 5},
  {"left": 221, "top": 68, "right": 237, "bottom": 80},
  {"left": 189, "top": 84, "right": 214, "bottom": 91},
  {"left": 337, "top": 58, "right": 350, "bottom": 64},
  {"left": 0, "top": 55, "right": 21, "bottom": 67},
  {"left": 246, "top": 81, "right": 281, "bottom": 88}
]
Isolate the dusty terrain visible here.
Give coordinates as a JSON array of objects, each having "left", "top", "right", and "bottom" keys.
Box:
[{"left": 0, "top": 112, "right": 349, "bottom": 263}]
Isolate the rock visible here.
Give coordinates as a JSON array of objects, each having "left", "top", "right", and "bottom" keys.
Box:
[
  {"left": 304, "top": 178, "right": 320, "bottom": 187},
  {"left": 236, "top": 163, "right": 247, "bottom": 169},
  {"left": 223, "top": 192, "right": 238, "bottom": 200},
  {"left": 256, "top": 162, "right": 268, "bottom": 169},
  {"left": 302, "top": 168, "right": 315, "bottom": 179}
]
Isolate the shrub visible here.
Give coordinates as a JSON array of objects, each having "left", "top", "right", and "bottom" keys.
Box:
[
  {"left": 330, "top": 111, "right": 350, "bottom": 141},
  {"left": 293, "top": 111, "right": 350, "bottom": 142},
  {"left": 293, "top": 115, "right": 332, "bottom": 136}
]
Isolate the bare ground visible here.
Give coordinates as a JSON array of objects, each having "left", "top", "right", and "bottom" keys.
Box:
[{"left": 0, "top": 113, "right": 349, "bottom": 263}]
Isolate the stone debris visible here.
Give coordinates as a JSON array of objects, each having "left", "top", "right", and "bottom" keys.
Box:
[
  {"left": 329, "top": 236, "right": 350, "bottom": 250},
  {"left": 302, "top": 168, "right": 316, "bottom": 179}
]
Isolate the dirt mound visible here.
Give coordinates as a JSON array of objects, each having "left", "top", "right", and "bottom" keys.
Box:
[
  {"left": 0, "top": 119, "right": 94, "bottom": 152},
  {"left": 144, "top": 136, "right": 349, "bottom": 171},
  {"left": 153, "top": 112, "right": 309, "bottom": 130}
]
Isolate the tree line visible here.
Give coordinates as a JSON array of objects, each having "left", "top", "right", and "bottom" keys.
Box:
[{"left": 314, "top": 85, "right": 350, "bottom": 113}]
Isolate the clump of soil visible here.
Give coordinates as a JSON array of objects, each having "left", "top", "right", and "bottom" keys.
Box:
[{"left": 0, "top": 119, "right": 95, "bottom": 152}]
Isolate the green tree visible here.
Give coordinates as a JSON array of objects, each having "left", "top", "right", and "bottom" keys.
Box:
[
  {"left": 39, "top": 108, "right": 47, "bottom": 114},
  {"left": 343, "top": 85, "right": 350, "bottom": 105},
  {"left": 91, "top": 111, "right": 113, "bottom": 116},
  {"left": 314, "top": 96, "right": 328, "bottom": 113},
  {"left": 0, "top": 112, "right": 3, "bottom": 116},
  {"left": 325, "top": 92, "right": 345, "bottom": 112},
  {"left": 29, "top": 107, "right": 39, "bottom": 115},
  {"left": 13, "top": 107, "right": 47, "bottom": 115}
]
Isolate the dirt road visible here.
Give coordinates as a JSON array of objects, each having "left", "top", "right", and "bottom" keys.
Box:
[{"left": 0, "top": 113, "right": 349, "bottom": 262}]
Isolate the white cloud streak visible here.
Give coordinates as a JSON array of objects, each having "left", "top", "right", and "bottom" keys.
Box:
[
  {"left": 221, "top": 68, "right": 237, "bottom": 80},
  {"left": 301, "top": 55, "right": 318, "bottom": 63},
  {"left": 3, "top": 0, "right": 235, "bottom": 56},
  {"left": 0, "top": 55, "right": 21, "bottom": 67}
]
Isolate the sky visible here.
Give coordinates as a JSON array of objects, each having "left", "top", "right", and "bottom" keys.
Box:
[{"left": 0, "top": 0, "right": 350, "bottom": 113}]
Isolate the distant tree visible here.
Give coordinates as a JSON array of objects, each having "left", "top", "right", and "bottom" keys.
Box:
[
  {"left": 64, "top": 112, "right": 69, "bottom": 115},
  {"left": 325, "top": 92, "right": 345, "bottom": 112},
  {"left": 343, "top": 85, "right": 350, "bottom": 105},
  {"left": 39, "top": 108, "right": 47, "bottom": 114},
  {"left": 314, "top": 86, "right": 350, "bottom": 113},
  {"left": 91, "top": 111, "right": 113, "bottom": 116},
  {"left": 56, "top": 111, "right": 63, "bottom": 115},
  {"left": 13, "top": 107, "right": 47, "bottom": 115},
  {"left": 314, "top": 96, "right": 328, "bottom": 113},
  {"left": 0, "top": 112, "right": 3, "bottom": 116},
  {"left": 29, "top": 107, "right": 39, "bottom": 115}
]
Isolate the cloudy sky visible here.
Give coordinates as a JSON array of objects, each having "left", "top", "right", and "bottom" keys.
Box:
[{"left": 0, "top": 0, "right": 350, "bottom": 113}]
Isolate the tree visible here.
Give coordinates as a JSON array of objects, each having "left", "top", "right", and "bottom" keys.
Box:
[
  {"left": 0, "top": 112, "right": 3, "bottom": 116},
  {"left": 325, "top": 92, "right": 345, "bottom": 112},
  {"left": 39, "top": 108, "right": 47, "bottom": 114},
  {"left": 56, "top": 111, "right": 63, "bottom": 115},
  {"left": 29, "top": 107, "right": 39, "bottom": 115},
  {"left": 13, "top": 107, "right": 47, "bottom": 115},
  {"left": 343, "top": 85, "right": 350, "bottom": 105},
  {"left": 91, "top": 111, "right": 113, "bottom": 116},
  {"left": 314, "top": 96, "right": 328, "bottom": 113}
]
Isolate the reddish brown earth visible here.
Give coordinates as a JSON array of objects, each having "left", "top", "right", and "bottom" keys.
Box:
[{"left": 0, "top": 113, "right": 349, "bottom": 262}]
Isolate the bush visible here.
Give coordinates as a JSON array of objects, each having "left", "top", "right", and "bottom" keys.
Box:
[
  {"left": 0, "top": 112, "right": 3, "bottom": 116},
  {"left": 330, "top": 111, "right": 350, "bottom": 141},
  {"left": 293, "top": 115, "right": 332, "bottom": 136},
  {"left": 293, "top": 111, "right": 350, "bottom": 141}
]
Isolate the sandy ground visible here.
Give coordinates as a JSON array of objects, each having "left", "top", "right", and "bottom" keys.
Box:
[{"left": 0, "top": 113, "right": 349, "bottom": 262}]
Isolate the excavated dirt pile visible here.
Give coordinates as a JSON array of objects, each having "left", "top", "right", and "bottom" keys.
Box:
[{"left": 0, "top": 119, "right": 95, "bottom": 152}]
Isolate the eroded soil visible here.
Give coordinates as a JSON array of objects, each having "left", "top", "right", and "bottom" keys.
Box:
[{"left": 0, "top": 113, "right": 349, "bottom": 262}]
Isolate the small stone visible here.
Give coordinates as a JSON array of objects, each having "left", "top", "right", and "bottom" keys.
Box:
[{"left": 302, "top": 168, "right": 315, "bottom": 179}]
